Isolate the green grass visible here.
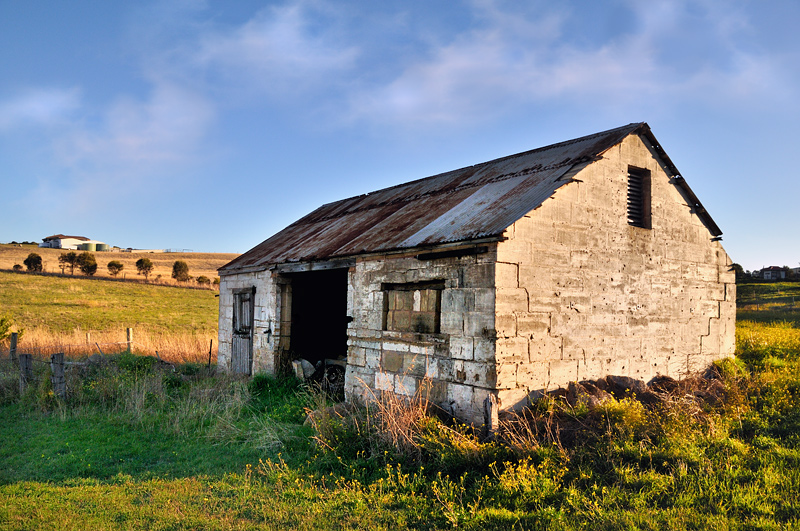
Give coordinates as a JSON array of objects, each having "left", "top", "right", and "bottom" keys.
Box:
[
  {"left": 2, "top": 279, "right": 800, "bottom": 529},
  {"left": 0, "top": 270, "right": 218, "bottom": 334},
  {"left": 737, "top": 281, "right": 800, "bottom": 324}
]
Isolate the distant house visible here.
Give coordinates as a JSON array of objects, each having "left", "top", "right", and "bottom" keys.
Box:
[
  {"left": 217, "top": 122, "right": 735, "bottom": 424},
  {"left": 39, "top": 235, "right": 108, "bottom": 251},
  {"left": 761, "top": 266, "right": 787, "bottom": 280}
]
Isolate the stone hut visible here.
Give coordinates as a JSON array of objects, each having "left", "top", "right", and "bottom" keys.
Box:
[{"left": 217, "top": 123, "right": 735, "bottom": 424}]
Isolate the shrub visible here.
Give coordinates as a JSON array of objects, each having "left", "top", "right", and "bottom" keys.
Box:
[
  {"left": 107, "top": 260, "right": 124, "bottom": 276},
  {"left": 0, "top": 314, "right": 24, "bottom": 343},
  {"left": 196, "top": 275, "right": 211, "bottom": 286},
  {"left": 58, "top": 251, "right": 78, "bottom": 275},
  {"left": 23, "top": 253, "right": 43, "bottom": 272},
  {"left": 136, "top": 258, "right": 154, "bottom": 280},
  {"left": 172, "top": 260, "right": 190, "bottom": 282},
  {"left": 12, "top": 264, "right": 22, "bottom": 272},
  {"left": 77, "top": 252, "right": 97, "bottom": 276}
]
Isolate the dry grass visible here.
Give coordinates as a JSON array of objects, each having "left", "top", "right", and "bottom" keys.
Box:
[
  {"left": 7, "top": 327, "right": 216, "bottom": 364},
  {"left": 0, "top": 244, "right": 238, "bottom": 284}
]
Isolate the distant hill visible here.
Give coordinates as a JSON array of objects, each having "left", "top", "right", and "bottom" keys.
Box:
[{"left": 0, "top": 244, "right": 239, "bottom": 284}]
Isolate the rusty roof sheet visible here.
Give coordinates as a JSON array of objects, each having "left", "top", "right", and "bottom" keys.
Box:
[{"left": 221, "top": 122, "right": 721, "bottom": 274}]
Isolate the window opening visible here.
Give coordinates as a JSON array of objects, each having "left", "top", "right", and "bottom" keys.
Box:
[
  {"left": 382, "top": 280, "right": 444, "bottom": 334},
  {"left": 233, "top": 288, "right": 254, "bottom": 335}
]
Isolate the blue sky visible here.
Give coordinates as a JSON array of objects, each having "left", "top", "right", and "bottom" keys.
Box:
[{"left": 1, "top": 0, "right": 798, "bottom": 271}]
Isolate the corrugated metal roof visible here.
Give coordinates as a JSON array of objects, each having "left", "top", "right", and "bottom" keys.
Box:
[{"left": 220, "top": 122, "right": 721, "bottom": 274}]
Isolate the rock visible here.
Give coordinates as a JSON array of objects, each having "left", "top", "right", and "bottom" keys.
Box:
[
  {"left": 581, "top": 381, "right": 613, "bottom": 404},
  {"left": 292, "top": 358, "right": 317, "bottom": 381},
  {"left": 648, "top": 375, "right": 679, "bottom": 394},
  {"left": 567, "top": 381, "right": 600, "bottom": 409},
  {"left": 605, "top": 375, "right": 647, "bottom": 398}
]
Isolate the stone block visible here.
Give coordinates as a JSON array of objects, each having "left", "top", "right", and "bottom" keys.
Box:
[
  {"left": 395, "top": 374, "right": 418, "bottom": 397},
  {"left": 464, "top": 361, "right": 495, "bottom": 387},
  {"left": 603, "top": 356, "right": 629, "bottom": 378},
  {"left": 383, "top": 351, "right": 404, "bottom": 373},
  {"left": 516, "top": 313, "right": 550, "bottom": 338},
  {"left": 375, "top": 371, "right": 394, "bottom": 392},
  {"left": 464, "top": 311, "right": 495, "bottom": 337},
  {"left": 548, "top": 359, "right": 578, "bottom": 389},
  {"left": 496, "top": 239, "right": 531, "bottom": 264},
  {"left": 495, "top": 362, "right": 518, "bottom": 388},
  {"left": 403, "top": 354, "right": 427, "bottom": 378},
  {"left": 425, "top": 356, "right": 440, "bottom": 379},
  {"left": 496, "top": 288, "right": 528, "bottom": 313},
  {"left": 473, "top": 338, "right": 495, "bottom": 362},
  {"left": 495, "top": 313, "right": 517, "bottom": 338},
  {"left": 365, "top": 348, "right": 381, "bottom": 370},
  {"left": 440, "top": 312, "right": 464, "bottom": 335},
  {"left": 495, "top": 262, "right": 519, "bottom": 288},
  {"left": 450, "top": 336, "right": 474, "bottom": 360},
  {"left": 442, "top": 289, "right": 468, "bottom": 313},
  {"left": 577, "top": 357, "right": 605, "bottom": 382},
  {"left": 462, "top": 263, "right": 495, "bottom": 288},
  {"left": 436, "top": 358, "right": 454, "bottom": 380},
  {"left": 447, "top": 383, "right": 476, "bottom": 418},
  {"left": 498, "top": 387, "right": 533, "bottom": 411},
  {"left": 550, "top": 312, "right": 589, "bottom": 337},
  {"left": 529, "top": 335, "right": 561, "bottom": 362},
  {"left": 348, "top": 346, "right": 366, "bottom": 367},
  {"left": 496, "top": 336, "right": 528, "bottom": 363},
  {"left": 418, "top": 378, "right": 448, "bottom": 403}
]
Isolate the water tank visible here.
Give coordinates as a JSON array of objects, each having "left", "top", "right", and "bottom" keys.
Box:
[
  {"left": 96, "top": 243, "right": 109, "bottom": 252},
  {"left": 83, "top": 243, "right": 96, "bottom": 252}
]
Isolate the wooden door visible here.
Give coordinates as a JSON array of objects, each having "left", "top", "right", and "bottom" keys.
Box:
[{"left": 232, "top": 287, "right": 255, "bottom": 375}]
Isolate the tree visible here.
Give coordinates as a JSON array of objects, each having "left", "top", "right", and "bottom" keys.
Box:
[
  {"left": 0, "top": 314, "right": 24, "bottom": 343},
  {"left": 58, "top": 251, "right": 78, "bottom": 275},
  {"left": 77, "top": 252, "right": 97, "bottom": 276},
  {"left": 730, "top": 263, "right": 746, "bottom": 282},
  {"left": 23, "top": 253, "right": 43, "bottom": 272},
  {"left": 136, "top": 258, "right": 154, "bottom": 280},
  {"left": 107, "top": 260, "right": 124, "bottom": 277},
  {"left": 172, "top": 260, "right": 190, "bottom": 282}
]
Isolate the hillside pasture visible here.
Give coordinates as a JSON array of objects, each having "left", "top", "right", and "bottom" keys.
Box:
[
  {"left": 0, "top": 244, "right": 238, "bottom": 285},
  {"left": 0, "top": 271, "right": 219, "bottom": 363}
]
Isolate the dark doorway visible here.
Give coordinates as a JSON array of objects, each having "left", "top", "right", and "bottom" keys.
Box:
[{"left": 287, "top": 268, "right": 349, "bottom": 366}]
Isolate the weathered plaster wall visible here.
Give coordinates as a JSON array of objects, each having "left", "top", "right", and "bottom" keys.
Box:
[
  {"left": 218, "top": 271, "right": 282, "bottom": 374},
  {"left": 344, "top": 250, "right": 498, "bottom": 423},
  {"left": 494, "top": 134, "right": 736, "bottom": 411}
]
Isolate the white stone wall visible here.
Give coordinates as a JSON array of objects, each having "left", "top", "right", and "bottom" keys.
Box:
[
  {"left": 494, "top": 134, "right": 736, "bottom": 411},
  {"left": 217, "top": 271, "right": 282, "bottom": 374},
  {"left": 344, "top": 250, "right": 498, "bottom": 423}
]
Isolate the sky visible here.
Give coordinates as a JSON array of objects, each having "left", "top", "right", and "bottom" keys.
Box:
[{"left": 1, "top": 0, "right": 798, "bottom": 271}]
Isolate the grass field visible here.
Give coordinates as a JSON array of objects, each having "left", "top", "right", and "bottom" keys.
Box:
[
  {"left": 1, "top": 278, "right": 800, "bottom": 529},
  {"left": 0, "top": 244, "right": 238, "bottom": 285},
  {"left": 0, "top": 271, "right": 219, "bottom": 362}
]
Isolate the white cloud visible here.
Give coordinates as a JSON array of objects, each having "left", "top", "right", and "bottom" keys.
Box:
[
  {"left": 190, "top": 1, "right": 358, "bottom": 96},
  {"left": 0, "top": 88, "right": 81, "bottom": 130},
  {"left": 68, "top": 81, "right": 214, "bottom": 166},
  {"left": 346, "top": 0, "right": 791, "bottom": 126}
]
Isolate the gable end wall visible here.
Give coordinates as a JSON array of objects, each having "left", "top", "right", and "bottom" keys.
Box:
[{"left": 494, "top": 134, "right": 735, "bottom": 411}]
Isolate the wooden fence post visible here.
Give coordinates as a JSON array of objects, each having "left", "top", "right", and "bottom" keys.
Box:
[
  {"left": 126, "top": 328, "right": 133, "bottom": 353},
  {"left": 50, "top": 353, "right": 66, "bottom": 400},
  {"left": 19, "top": 354, "right": 32, "bottom": 394},
  {"left": 10, "top": 332, "right": 18, "bottom": 365}
]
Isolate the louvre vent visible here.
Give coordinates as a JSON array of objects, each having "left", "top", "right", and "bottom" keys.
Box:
[{"left": 627, "top": 168, "right": 650, "bottom": 228}]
